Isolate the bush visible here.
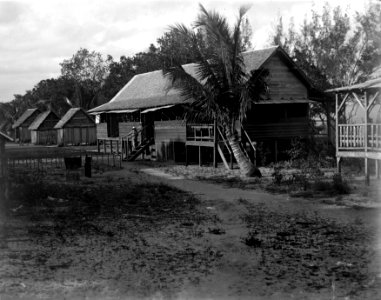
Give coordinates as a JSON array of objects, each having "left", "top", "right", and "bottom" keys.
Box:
[{"left": 332, "top": 173, "right": 351, "bottom": 194}]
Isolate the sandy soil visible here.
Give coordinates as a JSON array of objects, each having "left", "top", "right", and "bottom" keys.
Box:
[{"left": 0, "top": 161, "right": 380, "bottom": 299}]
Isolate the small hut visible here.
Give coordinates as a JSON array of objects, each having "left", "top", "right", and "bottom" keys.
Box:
[
  {"left": 54, "top": 108, "right": 96, "bottom": 146},
  {"left": 28, "top": 110, "right": 60, "bottom": 145},
  {"left": 0, "top": 131, "right": 13, "bottom": 204},
  {"left": 12, "top": 108, "right": 41, "bottom": 143}
]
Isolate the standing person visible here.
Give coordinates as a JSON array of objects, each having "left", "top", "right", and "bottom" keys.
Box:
[{"left": 132, "top": 126, "right": 138, "bottom": 150}]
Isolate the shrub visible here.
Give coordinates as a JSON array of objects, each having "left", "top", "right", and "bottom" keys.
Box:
[{"left": 332, "top": 173, "right": 351, "bottom": 194}]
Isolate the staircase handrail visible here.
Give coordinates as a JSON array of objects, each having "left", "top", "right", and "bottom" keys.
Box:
[
  {"left": 241, "top": 126, "right": 256, "bottom": 155},
  {"left": 217, "top": 127, "right": 232, "bottom": 156}
]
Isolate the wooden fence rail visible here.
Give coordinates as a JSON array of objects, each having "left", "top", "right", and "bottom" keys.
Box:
[{"left": 7, "top": 151, "right": 122, "bottom": 173}]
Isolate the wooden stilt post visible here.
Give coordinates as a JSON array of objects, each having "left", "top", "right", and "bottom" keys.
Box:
[
  {"left": 376, "top": 160, "right": 380, "bottom": 179},
  {"left": 365, "top": 91, "right": 369, "bottom": 185},
  {"left": 365, "top": 157, "right": 370, "bottom": 185},
  {"left": 199, "top": 146, "right": 201, "bottom": 166},
  {"left": 337, "top": 156, "right": 342, "bottom": 174},
  {"left": 213, "top": 119, "right": 217, "bottom": 168},
  {"left": 185, "top": 145, "right": 188, "bottom": 166},
  {"left": 335, "top": 94, "right": 340, "bottom": 172},
  {"left": 274, "top": 140, "right": 278, "bottom": 162}
]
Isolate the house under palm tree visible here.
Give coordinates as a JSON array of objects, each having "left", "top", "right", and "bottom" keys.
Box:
[{"left": 89, "top": 46, "right": 324, "bottom": 166}]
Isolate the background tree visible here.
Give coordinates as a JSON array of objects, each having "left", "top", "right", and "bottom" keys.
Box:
[
  {"left": 60, "top": 48, "right": 112, "bottom": 109},
  {"left": 271, "top": 2, "right": 381, "bottom": 89},
  {"left": 164, "top": 4, "right": 267, "bottom": 177}
]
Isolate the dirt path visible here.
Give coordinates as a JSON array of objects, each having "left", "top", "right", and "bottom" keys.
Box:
[
  {"left": 110, "top": 162, "right": 381, "bottom": 227},
  {"left": 104, "top": 162, "right": 381, "bottom": 299}
]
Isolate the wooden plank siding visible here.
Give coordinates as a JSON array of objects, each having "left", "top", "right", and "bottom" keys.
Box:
[
  {"left": 119, "top": 122, "right": 142, "bottom": 137},
  {"left": 31, "top": 130, "right": 57, "bottom": 145},
  {"left": 19, "top": 127, "right": 31, "bottom": 143},
  {"left": 263, "top": 55, "right": 308, "bottom": 100},
  {"left": 97, "top": 123, "right": 108, "bottom": 139},
  {"left": 154, "top": 120, "right": 186, "bottom": 161},
  {"left": 244, "top": 121, "right": 310, "bottom": 140},
  {"left": 57, "top": 127, "right": 96, "bottom": 146}
]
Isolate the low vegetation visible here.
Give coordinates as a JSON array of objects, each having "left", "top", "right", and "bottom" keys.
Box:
[
  {"left": 1, "top": 172, "right": 218, "bottom": 299},
  {"left": 241, "top": 201, "right": 379, "bottom": 297},
  {"left": 1, "top": 167, "right": 380, "bottom": 299}
]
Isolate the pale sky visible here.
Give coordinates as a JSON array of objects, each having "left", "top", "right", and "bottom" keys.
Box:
[{"left": 0, "top": 0, "right": 369, "bottom": 103}]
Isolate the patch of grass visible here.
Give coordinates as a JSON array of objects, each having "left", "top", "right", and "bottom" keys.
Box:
[{"left": 242, "top": 203, "right": 377, "bottom": 294}]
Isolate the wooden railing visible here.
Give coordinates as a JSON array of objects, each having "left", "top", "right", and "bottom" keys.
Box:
[
  {"left": 337, "top": 123, "right": 381, "bottom": 150},
  {"left": 186, "top": 124, "right": 214, "bottom": 142},
  {"left": 368, "top": 124, "right": 381, "bottom": 149},
  {"left": 241, "top": 126, "right": 257, "bottom": 165},
  {"left": 217, "top": 127, "right": 233, "bottom": 169}
]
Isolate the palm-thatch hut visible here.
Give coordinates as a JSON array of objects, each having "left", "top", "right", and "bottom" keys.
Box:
[
  {"left": 54, "top": 108, "right": 96, "bottom": 146},
  {"left": 12, "top": 108, "right": 41, "bottom": 143},
  {"left": 28, "top": 110, "right": 60, "bottom": 145}
]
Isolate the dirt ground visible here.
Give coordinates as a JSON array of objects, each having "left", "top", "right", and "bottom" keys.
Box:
[{"left": 0, "top": 161, "right": 381, "bottom": 299}]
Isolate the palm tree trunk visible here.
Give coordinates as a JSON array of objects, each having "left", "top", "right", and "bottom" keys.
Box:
[{"left": 225, "top": 126, "right": 259, "bottom": 177}]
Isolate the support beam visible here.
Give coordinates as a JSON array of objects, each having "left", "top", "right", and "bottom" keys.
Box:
[
  {"left": 365, "top": 157, "right": 369, "bottom": 186},
  {"left": 336, "top": 156, "right": 342, "bottom": 174},
  {"left": 365, "top": 91, "right": 369, "bottom": 186},
  {"left": 335, "top": 94, "right": 339, "bottom": 153},
  {"left": 213, "top": 119, "right": 217, "bottom": 168},
  {"left": 376, "top": 160, "right": 380, "bottom": 180},
  {"left": 367, "top": 91, "right": 379, "bottom": 110},
  {"left": 352, "top": 92, "right": 365, "bottom": 110},
  {"left": 338, "top": 93, "right": 350, "bottom": 112},
  {"left": 199, "top": 146, "right": 201, "bottom": 166},
  {"left": 185, "top": 145, "right": 188, "bottom": 166}
]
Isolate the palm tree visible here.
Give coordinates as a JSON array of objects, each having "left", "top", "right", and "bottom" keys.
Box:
[{"left": 163, "top": 4, "right": 268, "bottom": 176}]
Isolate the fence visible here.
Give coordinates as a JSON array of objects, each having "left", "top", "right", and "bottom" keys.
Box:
[{"left": 6, "top": 150, "right": 122, "bottom": 174}]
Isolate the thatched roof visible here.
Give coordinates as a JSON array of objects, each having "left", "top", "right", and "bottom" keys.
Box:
[
  {"left": 12, "top": 108, "right": 40, "bottom": 129},
  {"left": 89, "top": 46, "right": 302, "bottom": 113},
  {"left": 54, "top": 108, "right": 94, "bottom": 129},
  {"left": 28, "top": 111, "right": 58, "bottom": 130},
  {"left": 0, "top": 131, "right": 13, "bottom": 142}
]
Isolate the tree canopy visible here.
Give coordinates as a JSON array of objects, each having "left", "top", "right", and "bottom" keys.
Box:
[{"left": 271, "top": 2, "right": 381, "bottom": 90}]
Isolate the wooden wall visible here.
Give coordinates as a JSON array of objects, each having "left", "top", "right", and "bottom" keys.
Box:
[
  {"left": 0, "top": 138, "right": 7, "bottom": 205},
  {"left": 244, "top": 121, "right": 310, "bottom": 140},
  {"left": 19, "top": 127, "right": 31, "bottom": 143},
  {"left": 119, "top": 122, "right": 142, "bottom": 137},
  {"left": 154, "top": 120, "right": 186, "bottom": 161},
  {"left": 0, "top": 138, "right": 6, "bottom": 178},
  {"left": 97, "top": 123, "right": 108, "bottom": 139},
  {"left": 245, "top": 103, "right": 309, "bottom": 140},
  {"left": 31, "top": 130, "right": 57, "bottom": 145},
  {"left": 57, "top": 127, "right": 96, "bottom": 146},
  {"left": 264, "top": 55, "right": 308, "bottom": 100}
]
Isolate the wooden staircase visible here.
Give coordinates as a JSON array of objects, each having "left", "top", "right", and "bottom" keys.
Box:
[
  {"left": 126, "top": 138, "right": 153, "bottom": 161},
  {"left": 217, "top": 128, "right": 234, "bottom": 170}
]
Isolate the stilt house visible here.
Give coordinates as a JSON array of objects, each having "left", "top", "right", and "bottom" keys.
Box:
[
  {"left": 326, "top": 77, "right": 381, "bottom": 181},
  {"left": 54, "top": 108, "right": 96, "bottom": 146},
  {"left": 12, "top": 108, "right": 41, "bottom": 143},
  {"left": 89, "top": 46, "right": 324, "bottom": 166},
  {"left": 28, "top": 110, "right": 60, "bottom": 145}
]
